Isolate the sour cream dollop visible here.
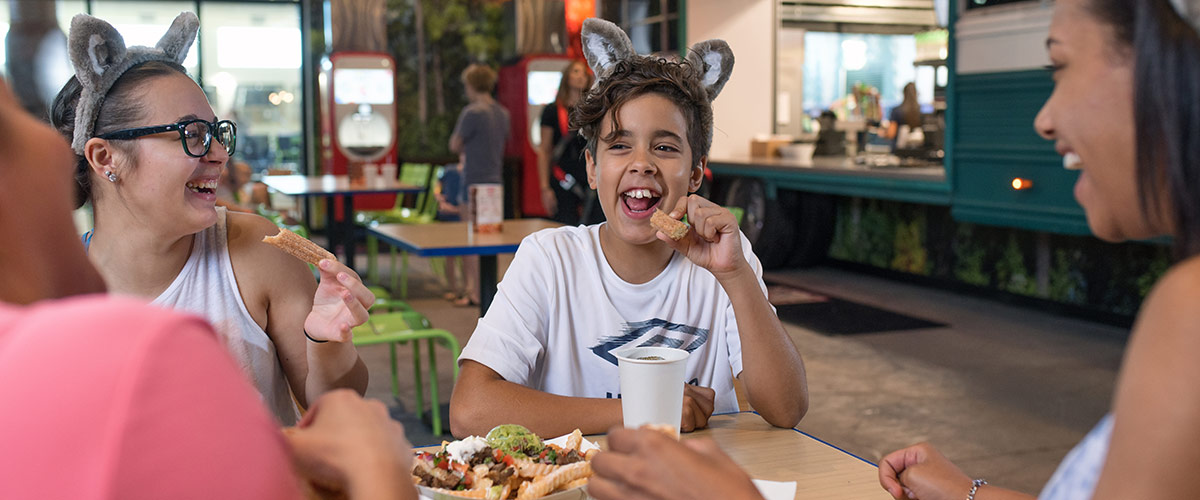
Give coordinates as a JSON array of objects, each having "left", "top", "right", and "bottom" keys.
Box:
[{"left": 446, "top": 435, "right": 490, "bottom": 464}]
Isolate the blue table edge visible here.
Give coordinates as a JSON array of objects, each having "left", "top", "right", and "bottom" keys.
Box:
[{"left": 726, "top": 410, "right": 878, "bottom": 468}]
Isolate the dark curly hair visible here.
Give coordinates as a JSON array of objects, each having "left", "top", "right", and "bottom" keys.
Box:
[{"left": 570, "top": 56, "right": 713, "bottom": 168}]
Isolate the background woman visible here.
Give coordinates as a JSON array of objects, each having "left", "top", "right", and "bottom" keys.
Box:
[
  {"left": 886, "top": 82, "right": 922, "bottom": 150},
  {"left": 537, "top": 59, "right": 596, "bottom": 225}
]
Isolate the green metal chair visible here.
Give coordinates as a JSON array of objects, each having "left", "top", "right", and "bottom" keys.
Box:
[
  {"left": 359, "top": 163, "right": 432, "bottom": 284},
  {"left": 726, "top": 206, "right": 745, "bottom": 226},
  {"left": 350, "top": 311, "right": 460, "bottom": 436},
  {"left": 359, "top": 164, "right": 445, "bottom": 297}
]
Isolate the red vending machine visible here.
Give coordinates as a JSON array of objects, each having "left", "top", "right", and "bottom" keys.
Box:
[
  {"left": 497, "top": 55, "right": 572, "bottom": 217},
  {"left": 318, "top": 52, "right": 398, "bottom": 212}
]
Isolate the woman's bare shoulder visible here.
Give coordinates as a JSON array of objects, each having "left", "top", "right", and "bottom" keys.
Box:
[
  {"left": 1130, "top": 255, "right": 1200, "bottom": 349},
  {"left": 1140, "top": 256, "right": 1200, "bottom": 316},
  {"left": 224, "top": 211, "right": 314, "bottom": 285}
]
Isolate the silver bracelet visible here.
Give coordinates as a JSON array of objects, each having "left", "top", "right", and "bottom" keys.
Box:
[{"left": 967, "top": 478, "right": 987, "bottom": 500}]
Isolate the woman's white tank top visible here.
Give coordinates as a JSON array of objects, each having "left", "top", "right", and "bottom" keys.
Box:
[{"left": 152, "top": 207, "right": 300, "bottom": 425}]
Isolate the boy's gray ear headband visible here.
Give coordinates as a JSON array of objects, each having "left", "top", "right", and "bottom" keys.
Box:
[
  {"left": 68, "top": 11, "right": 198, "bottom": 154},
  {"left": 580, "top": 17, "right": 734, "bottom": 103},
  {"left": 1170, "top": 0, "right": 1200, "bottom": 35}
]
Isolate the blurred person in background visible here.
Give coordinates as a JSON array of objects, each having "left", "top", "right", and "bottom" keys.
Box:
[
  {"left": 537, "top": 59, "right": 597, "bottom": 226},
  {"left": 449, "top": 63, "right": 510, "bottom": 307},
  {"left": 886, "top": 82, "right": 923, "bottom": 151}
]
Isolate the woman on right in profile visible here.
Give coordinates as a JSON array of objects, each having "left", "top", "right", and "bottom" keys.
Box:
[
  {"left": 879, "top": 0, "right": 1200, "bottom": 498},
  {"left": 587, "top": 1, "right": 1200, "bottom": 499}
]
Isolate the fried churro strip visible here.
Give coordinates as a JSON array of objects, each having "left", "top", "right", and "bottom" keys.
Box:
[
  {"left": 642, "top": 423, "right": 680, "bottom": 440},
  {"left": 262, "top": 227, "right": 335, "bottom": 266},
  {"left": 516, "top": 461, "right": 592, "bottom": 500},
  {"left": 428, "top": 487, "right": 489, "bottom": 498},
  {"left": 560, "top": 477, "right": 589, "bottom": 491},
  {"left": 515, "top": 459, "right": 557, "bottom": 478},
  {"left": 564, "top": 429, "right": 583, "bottom": 452},
  {"left": 650, "top": 209, "right": 689, "bottom": 241}
]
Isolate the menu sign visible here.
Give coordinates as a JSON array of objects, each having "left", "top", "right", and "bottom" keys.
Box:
[{"left": 468, "top": 184, "right": 503, "bottom": 233}]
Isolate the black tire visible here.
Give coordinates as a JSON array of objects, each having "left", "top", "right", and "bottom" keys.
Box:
[
  {"left": 786, "top": 192, "right": 835, "bottom": 268},
  {"left": 723, "top": 178, "right": 797, "bottom": 269}
]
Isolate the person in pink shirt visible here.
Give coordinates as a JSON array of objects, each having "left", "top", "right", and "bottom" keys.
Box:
[{"left": 0, "top": 70, "right": 417, "bottom": 499}]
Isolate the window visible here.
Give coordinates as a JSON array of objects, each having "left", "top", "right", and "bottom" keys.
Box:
[
  {"left": 802, "top": 32, "right": 924, "bottom": 117},
  {"left": 600, "top": 0, "right": 681, "bottom": 55},
  {"left": 198, "top": 2, "right": 304, "bottom": 173},
  {"left": 0, "top": 1, "right": 305, "bottom": 173}
]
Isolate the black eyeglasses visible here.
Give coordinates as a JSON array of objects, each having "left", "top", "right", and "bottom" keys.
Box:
[{"left": 96, "top": 118, "right": 237, "bottom": 158}]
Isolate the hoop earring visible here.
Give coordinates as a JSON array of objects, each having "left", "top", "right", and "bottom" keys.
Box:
[{"left": 106, "top": 171, "right": 118, "bottom": 183}]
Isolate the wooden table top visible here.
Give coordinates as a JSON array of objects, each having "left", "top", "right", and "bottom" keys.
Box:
[
  {"left": 687, "top": 412, "right": 888, "bottom": 499},
  {"left": 261, "top": 174, "right": 424, "bottom": 196},
  {"left": 367, "top": 219, "right": 563, "bottom": 257},
  {"left": 418, "top": 412, "right": 888, "bottom": 500}
]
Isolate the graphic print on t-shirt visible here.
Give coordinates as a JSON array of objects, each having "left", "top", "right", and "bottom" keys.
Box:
[{"left": 589, "top": 318, "right": 709, "bottom": 365}]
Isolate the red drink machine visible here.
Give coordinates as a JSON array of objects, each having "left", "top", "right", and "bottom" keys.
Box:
[
  {"left": 318, "top": 52, "right": 398, "bottom": 212},
  {"left": 497, "top": 55, "right": 572, "bottom": 217}
]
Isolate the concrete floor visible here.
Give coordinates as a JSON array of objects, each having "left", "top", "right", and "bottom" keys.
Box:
[{"left": 356, "top": 254, "right": 1126, "bottom": 496}]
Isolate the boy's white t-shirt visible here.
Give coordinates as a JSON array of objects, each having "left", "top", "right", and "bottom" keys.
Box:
[{"left": 459, "top": 223, "right": 770, "bottom": 414}]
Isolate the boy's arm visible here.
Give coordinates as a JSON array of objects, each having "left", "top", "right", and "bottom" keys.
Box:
[
  {"left": 720, "top": 266, "right": 808, "bottom": 428},
  {"left": 450, "top": 360, "right": 623, "bottom": 438},
  {"left": 660, "top": 195, "right": 808, "bottom": 428}
]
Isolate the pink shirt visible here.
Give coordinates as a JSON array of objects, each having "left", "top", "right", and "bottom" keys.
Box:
[{"left": 0, "top": 296, "right": 302, "bottom": 499}]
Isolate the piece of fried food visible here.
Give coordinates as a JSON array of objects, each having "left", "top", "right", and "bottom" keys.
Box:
[
  {"left": 650, "top": 209, "right": 689, "bottom": 241},
  {"left": 262, "top": 227, "right": 336, "bottom": 266},
  {"left": 641, "top": 423, "right": 680, "bottom": 440}
]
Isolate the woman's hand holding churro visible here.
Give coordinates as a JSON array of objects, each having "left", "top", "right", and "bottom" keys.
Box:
[
  {"left": 261, "top": 227, "right": 375, "bottom": 343},
  {"left": 304, "top": 259, "right": 376, "bottom": 342}
]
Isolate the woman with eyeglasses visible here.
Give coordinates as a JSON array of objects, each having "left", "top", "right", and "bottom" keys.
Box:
[{"left": 48, "top": 13, "right": 371, "bottom": 425}]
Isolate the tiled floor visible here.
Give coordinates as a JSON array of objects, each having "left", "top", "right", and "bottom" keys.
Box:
[{"left": 357, "top": 253, "right": 1126, "bottom": 496}]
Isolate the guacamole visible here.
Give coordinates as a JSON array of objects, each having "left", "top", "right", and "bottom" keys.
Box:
[{"left": 485, "top": 424, "right": 543, "bottom": 458}]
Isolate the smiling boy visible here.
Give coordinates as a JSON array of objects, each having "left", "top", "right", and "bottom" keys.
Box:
[{"left": 449, "top": 19, "right": 808, "bottom": 438}]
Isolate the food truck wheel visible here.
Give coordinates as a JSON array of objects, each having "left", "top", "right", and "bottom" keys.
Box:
[
  {"left": 722, "top": 178, "right": 797, "bottom": 269},
  {"left": 786, "top": 192, "right": 835, "bottom": 268}
]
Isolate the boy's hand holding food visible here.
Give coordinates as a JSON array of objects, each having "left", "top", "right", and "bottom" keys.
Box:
[{"left": 655, "top": 195, "right": 749, "bottom": 282}]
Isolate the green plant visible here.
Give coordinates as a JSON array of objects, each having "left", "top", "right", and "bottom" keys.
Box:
[
  {"left": 996, "top": 233, "right": 1036, "bottom": 296},
  {"left": 953, "top": 224, "right": 990, "bottom": 286},
  {"left": 891, "top": 219, "right": 928, "bottom": 274}
]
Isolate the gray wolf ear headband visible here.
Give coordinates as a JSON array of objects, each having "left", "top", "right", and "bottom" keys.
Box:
[
  {"left": 1171, "top": 0, "right": 1200, "bottom": 34},
  {"left": 580, "top": 17, "right": 734, "bottom": 103},
  {"left": 66, "top": 11, "right": 198, "bottom": 154}
]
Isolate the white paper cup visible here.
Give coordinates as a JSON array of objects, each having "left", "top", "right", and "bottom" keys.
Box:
[{"left": 615, "top": 346, "right": 690, "bottom": 435}]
